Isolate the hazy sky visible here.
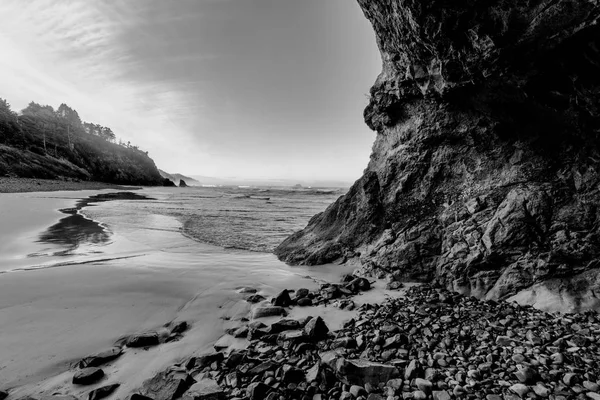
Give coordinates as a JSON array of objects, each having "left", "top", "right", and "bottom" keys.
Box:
[{"left": 0, "top": 0, "right": 381, "bottom": 182}]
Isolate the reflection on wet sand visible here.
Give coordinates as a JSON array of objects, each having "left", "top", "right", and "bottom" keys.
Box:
[{"left": 34, "top": 192, "right": 153, "bottom": 256}]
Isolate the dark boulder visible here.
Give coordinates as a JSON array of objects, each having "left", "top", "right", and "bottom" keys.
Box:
[
  {"left": 272, "top": 289, "right": 292, "bottom": 307},
  {"left": 73, "top": 368, "right": 105, "bottom": 385},
  {"left": 269, "top": 319, "right": 300, "bottom": 334},
  {"left": 88, "top": 384, "right": 120, "bottom": 400},
  {"left": 303, "top": 316, "right": 329, "bottom": 341},
  {"left": 297, "top": 298, "right": 313, "bottom": 307},
  {"left": 163, "top": 178, "right": 176, "bottom": 187},
  {"left": 251, "top": 306, "right": 287, "bottom": 319},
  {"left": 79, "top": 347, "right": 123, "bottom": 368},
  {"left": 126, "top": 332, "right": 159, "bottom": 348},
  {"left": 179, "top": 180, "right": 188, "bottom": 187}
]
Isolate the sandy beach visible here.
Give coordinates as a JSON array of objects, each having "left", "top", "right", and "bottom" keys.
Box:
[
  {"left": 0, "top": 187, "right": 401, "bottom": 400},
  {"left": 0, "top": 177, "right": 140, "bottom": 193}
]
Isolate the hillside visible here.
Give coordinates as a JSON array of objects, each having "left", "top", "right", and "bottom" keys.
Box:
[
  {"left": 0, "top": 99, "right": 164, "bottom": 186},
  {"left": 158, "top": 170, "right": 201, "bottom": 186},
  {"left": 276, "top": 0, "right": 600, "bottom": 309}
]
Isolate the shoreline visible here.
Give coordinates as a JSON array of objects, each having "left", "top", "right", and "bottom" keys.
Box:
[{"left": 0, "top": 177, "right": 142, "bottom": 193}]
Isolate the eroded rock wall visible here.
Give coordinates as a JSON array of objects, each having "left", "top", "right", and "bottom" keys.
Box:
[{"left": 275, "top": 0, "right": 600, "bottom": 308}]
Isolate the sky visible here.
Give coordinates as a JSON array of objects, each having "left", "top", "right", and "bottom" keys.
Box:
[{"left": 0, "top": 0, "right": 381, "bottom": 183}]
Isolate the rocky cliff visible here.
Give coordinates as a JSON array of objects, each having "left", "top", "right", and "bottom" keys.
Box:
[{"left": 276, "top": 0, "right": 600, "bottom": 309}]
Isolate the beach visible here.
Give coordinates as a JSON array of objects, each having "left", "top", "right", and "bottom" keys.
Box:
[
  {"left": 0, "top": 186, "right": 376, "bottom": 399},
  {"left": 0, "top": 178, "right": 139, "bottom": 194}
]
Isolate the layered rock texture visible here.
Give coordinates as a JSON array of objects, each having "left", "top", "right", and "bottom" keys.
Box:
[{"left": 276, "top": 0, "right": 600, "bottom": 308}]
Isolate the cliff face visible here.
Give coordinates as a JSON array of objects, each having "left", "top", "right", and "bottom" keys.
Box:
[{"left": 276, "top": 0, "right": 600, "bottom": 308}]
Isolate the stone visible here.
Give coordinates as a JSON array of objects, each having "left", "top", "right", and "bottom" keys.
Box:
[
  {"left": 179, "top": 180, "right": 188, "bottom": 187},
  {"left": 126, "top": 332, "right": 159, "bottom": 348},
  {"left": 79, "top": 347, "right": 123, "bottom": 368},
  {"left": 587, "top": 393, "right": 600, "bottom": 400},
  {"left": 251, "top": 307, "right": 287, "bottom": 319},
  {"left": 414, "top": 379, "right": 432, "bottom": 394},
  {"left": 139, "top": 368, "right": 194, "bottom": 400},
  {"left": 509, "top": 384, "right": 530, "bottom": 398},
  {"left": 246, "top": 294, "right": 265, "bottom": 303},
  {"left": 432, "top": 391, "right": 451, "bottom": 400},
  {"left": 413, "top": 391, "right": 427, "bottom": 400},
  {"left": 270, "top": 319, "right": 300, "bottom": 333},
  {"left": 171, "top": 321, "right": 188, "bottom": 334},
  {"left": 295, "top": 288, "right": 310, "bottom": 299},
  {"left": 73, "top": 368, "right": 105, "bottom": 385},
  {"left": 226, "top": 372, "right": 240, "bottom": 388},
  {"left": 514, "top": 366, "right": 538, "bottom": 384},
  {"left": 196, "top": 353, "right": 225, "bottom": 369},
  {"left": 182, "top": 379, "right": 225, "bottom": 400},
  {"left": 42, "top": 397, "right": 79, "bottom": 400},
  {"left": 88, "top": 384, "right": 120, "bottom": 400},
  {"left": 584, "top": 381, "right": 600, "bottom": 392},
  {"left": 346, "top": 277, "right": 371, "bottom": 292},
  {"left": 273, "top": 290, "right": 292, "bottom": 307},
  {"left": 0, "top": 392, "right": 6, "bottom": 400},
  {"left": 350, "top": 385, "right": 367, "bottom": 398},
  {"left": 563, "top": 373, "right": 580, "bottom": 386},
  {"left": 297, "top": 298, "right": 313, "bottom": 306},
  {"left": 130, "top": 394, "right": 153, "bottom": 400},
  {"left": 246, "top": 382, "right": 270, "bottom": 400},
  {"left": 282, "top": 367, "right": 305, "bottom": 384},
  {"left": 248, "top": 361, "right": 277, "bottom": 375},
  {"left": 305, "top": 363, "right": 320, "bottom": 382},
  {"left": 303, "top": 316, "right": 329, "bottom": 340},
  {"left": 532, "top": 383, "right": 550, "bottom": 398},
  {"left": 405, "top": 360, "right": 419, "bottom": 380},
  {"left": 335, "top": 358, "right": 400, "bottom": 386},
  {"left": 331, "top": 337, "right": 356, "bottom": 349}
]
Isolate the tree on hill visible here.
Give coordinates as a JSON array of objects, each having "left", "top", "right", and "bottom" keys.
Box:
[{"left": 22, "top": 102, "right": 58, "bottom": 153}]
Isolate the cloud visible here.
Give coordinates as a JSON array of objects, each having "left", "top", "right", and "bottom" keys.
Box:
[
  {"left": 0, "top": 0, "right": 380, "bottom": 181},
  {"left": 0, "top": 0, "right": 209, "bottom": 163}
]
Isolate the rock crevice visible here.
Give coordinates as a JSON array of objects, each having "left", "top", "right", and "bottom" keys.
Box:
[{"left": 275, "top": 0, "right": 600, "bottom": 309}]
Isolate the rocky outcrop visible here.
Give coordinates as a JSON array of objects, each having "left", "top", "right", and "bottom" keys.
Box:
[
  {"left": 179, "top": 179, "right": 188, "bottom": 188},
  {"left": 276, "top": 0, "right": 600, "bottom": 307}
]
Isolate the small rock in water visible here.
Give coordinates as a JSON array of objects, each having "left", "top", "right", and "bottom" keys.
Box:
[
  {"left": 79, "top": 347, "right": 123, "bottom": 368},
  {"left": 251, "top": 306, "right": 287, "bottom": 319},
  {"left": 88, "top": 384, "right": 120, "bottom": 400},
  {"left": 73, "top": 368, "right": 105, "bottom": 385},
  {"left": 297, "top": 298, "right": 313, "bottom": 306},
  {"left": 126, "top": 332, "right": 160, "bottom": 348},
  {"left": 246, "top": 294, "right": 265, "bottom": 303}
]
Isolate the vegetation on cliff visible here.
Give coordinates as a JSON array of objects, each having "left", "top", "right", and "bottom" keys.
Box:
[{"left": 0, "top": 97, "right": 163, "bottom": 185}]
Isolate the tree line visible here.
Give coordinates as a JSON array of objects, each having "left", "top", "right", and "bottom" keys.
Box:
[{"left": 0, "top": 98, "right": 144, "bottom": 155}]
